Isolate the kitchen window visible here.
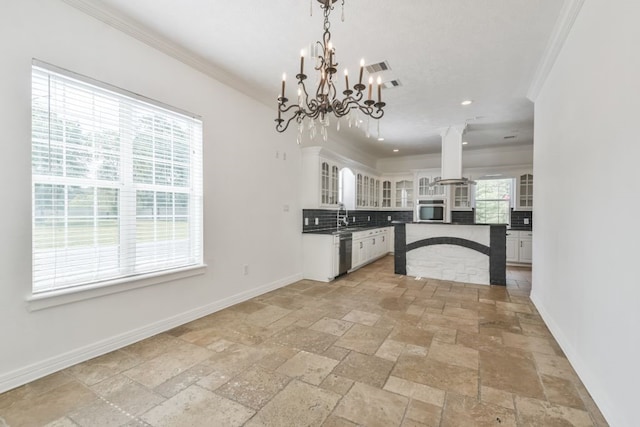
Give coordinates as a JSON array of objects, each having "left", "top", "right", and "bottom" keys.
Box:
[
  {"left": 31, "top": 61, "right": 203, "bottom": 295},
  {"left": 474, "top": 178, "right": 513, "bottom": 224}
]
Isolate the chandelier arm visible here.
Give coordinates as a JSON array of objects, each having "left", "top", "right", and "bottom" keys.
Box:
[
  {"left": 298, "top": 81, "right": 315, "bottom": 112},
  {"left": 275, "top": 112, "right": 302, "bottom": 133}
]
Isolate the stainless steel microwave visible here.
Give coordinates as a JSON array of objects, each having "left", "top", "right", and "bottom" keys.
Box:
[{"left": 416, "top": 199, "right": 446, "bottom": 222}]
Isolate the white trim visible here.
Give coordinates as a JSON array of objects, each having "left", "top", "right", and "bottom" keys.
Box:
[
  {"left": 527, "top": 0, "right": 586, "bottom": 101},
  {"left": 59, "top": 0, "right": 270, "bottom": 107},
  {"left": 2, "top": 272, "right": 303, "bottom": 393},
  {"left": 27, "top": 265, "right": 207, "bottom": 311},
  {"left": 530, "top": 292, "right": 614, "bottom": 427}
]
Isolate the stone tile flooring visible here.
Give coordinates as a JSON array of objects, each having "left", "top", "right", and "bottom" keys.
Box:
[{"left": 0, "top": 257, "right": 609, "bottom": 426}]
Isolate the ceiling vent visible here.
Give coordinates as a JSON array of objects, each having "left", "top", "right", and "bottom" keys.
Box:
[
  {"left": 365, "top": 61, "right": 391, "bottom": 73},
  {"left": 382, "top": 79, "right": 402, "bottom": 89}
]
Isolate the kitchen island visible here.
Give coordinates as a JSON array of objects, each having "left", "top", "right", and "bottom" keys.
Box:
[{"left": 394, "top": 222, "right": 506, "bottom": 285}]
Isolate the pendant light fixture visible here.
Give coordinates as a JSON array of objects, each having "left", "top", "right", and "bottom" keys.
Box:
[{"left": 275, "top": 0, "right": 386, "bottom": 143}]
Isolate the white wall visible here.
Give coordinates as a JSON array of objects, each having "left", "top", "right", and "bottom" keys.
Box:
[
  {"left": 0, "top": 0, "right": 302, "bottom": 391},
  {"left": 532, "top": 2, "right": 640, "bottom": 426}
]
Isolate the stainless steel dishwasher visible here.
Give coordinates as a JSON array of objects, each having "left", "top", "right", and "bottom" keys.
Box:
[{"left": 338, "top": 232, "right": 352, "bottom": 276}]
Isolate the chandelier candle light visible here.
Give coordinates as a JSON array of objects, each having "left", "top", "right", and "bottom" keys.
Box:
[{"left": 275, "top": 0, "right": 386, "bottom": 142}]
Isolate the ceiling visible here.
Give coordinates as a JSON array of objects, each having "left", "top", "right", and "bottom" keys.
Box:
[{"left": 77, "top": 0, "right": 564, "bottom": 159}]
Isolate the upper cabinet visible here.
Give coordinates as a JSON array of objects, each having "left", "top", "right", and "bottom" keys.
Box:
[
  {"left": 320, "top": 161, "right": 339, "bottom": 206},
  {"left": 379, "top": 176, "right": 413, "bottom": 210},
  {"left": 356, "top": 172, "right": 381, "bottom": 209},
  {"left": 395, "top": 179, "right": 414, "bottom": 209},
  {"left": 452, "top": 182, "right": 472, "bottom": 209},
  {"left": 416, "top": 173, "right": 445, "bottom": 198},
  {"left": 517, "top": 173, "right": 533, "bottom": 210},
  {"left": 381, "top": 180, "right": 392, "bottom": 208}
]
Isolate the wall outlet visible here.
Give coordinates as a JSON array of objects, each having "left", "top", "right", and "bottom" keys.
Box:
[
  {"left": 352, "top": 217, "right": 356, "bottom": 222},
  {"left": 304, "top": 218, "right": 309, "bottom": 226},
  {"left": 275, "top": 151, "right": 279, "bottom": 159},
  {"left": 283, "top": 204, "right": 289, "bottom": 212},
  {"left": 283, "top": 152, "right": 287, "bottom": 160},
  {"left": 367, "top": 216, "right": 370, "bottom": 221},
  {"left": 387, "top": 216, "right": 392, "bottom": 221},
  {"left": 315, "top": 218, "right": 319, "bottom": 225},
  {"left": 524, "top": 218, "right": 530, "bottom": 225},
  {"left": 242, "top": 264, "right": 249, "bottom": 275}
]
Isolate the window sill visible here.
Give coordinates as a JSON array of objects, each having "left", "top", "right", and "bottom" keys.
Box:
[{"left": 26, "top": 264, "right": 207, "bottom": 312}]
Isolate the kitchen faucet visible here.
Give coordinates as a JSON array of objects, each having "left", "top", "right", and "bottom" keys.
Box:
[{"left": 337, "top": 203, "right": 349, "bottom": 228}]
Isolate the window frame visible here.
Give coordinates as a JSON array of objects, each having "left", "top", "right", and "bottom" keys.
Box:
[
  {"left": 30, "top": 60, "right": 205, "bottom": 306},
  {"left": 473, "top": 178, "right": 514, "bottom": 225}
]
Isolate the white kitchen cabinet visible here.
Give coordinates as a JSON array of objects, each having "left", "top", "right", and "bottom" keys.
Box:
[
  {"left": 351, "top": 228, "right": 390, "bottom": 270},
  {"left": 320, "top": 160, "right": 340, "bottom": 207},
  {"left": 416, "top": 173, "right": 445, "bottom": 198},
  {"left": 379, "top": 176, "right": 415, "bottom": 210},
  {"left": 517, "top": 173, "right": 533, "bottom": 210},
  {"left": 506, "top": 235, "right": 519, "bottom": 262},
  {"left": 519, "top": 232, "right": 533, "bottom": 263},
  {"left": 355, "top": 172, "right": 380, "bottom": 209},
  {"left": 452, "top": 181, "right": 472, "bottom": 209},
  {"left": 393, "top": 178, "right": 414, "bottom": 209},
  {"left": 301, "top": 147, "right": 346, "bottom": 209},
  {"left": 506, "top": 230, "right": 533, "bottom": 264},
  {"left": 381, "top": 180, "right": 392, "bottom": 208},
  {"left": 302, "top": 234, "right": 339, "bottom": 282}
]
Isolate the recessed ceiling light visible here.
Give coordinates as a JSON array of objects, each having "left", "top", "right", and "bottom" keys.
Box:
[
  {"left": 378, "top": 137, "right": 385, "bottom": 142},
  {"left": 462, "top": 141, "right": 469, "bottom": 145},
  {"left": 393, "top": 149, "right": 399, "bottom": 153},
  {"left": 461, "top": 100, "right": 473, "bottom": 106}
]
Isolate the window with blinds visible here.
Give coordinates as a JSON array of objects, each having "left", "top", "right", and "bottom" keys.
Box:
[{"left": 31, "top": 61, "right": 203, "bottom": 294}]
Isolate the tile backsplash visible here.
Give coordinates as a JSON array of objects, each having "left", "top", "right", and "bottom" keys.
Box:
[
  {"left": 302, "top": 208, "right": 532, "bottom": 231},
  {"left": 302, "top": 209, "right": 413, "bottom": 232},
  {"left": 451, "top": 210, "right": 475, "bottom": 224},
  {"left": 511, "top": 209, "right": 533, "bottom": 229}
]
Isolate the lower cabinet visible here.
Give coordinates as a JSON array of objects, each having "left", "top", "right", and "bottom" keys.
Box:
[
  {"left": 506, "top": 230, "right": 533, "bottom": 264},
  {"left": 351, "top": 228, "right": 390, "bottom": 270},
  {"left": 302, "top": 234, "right": 339, "bottom": 282}
]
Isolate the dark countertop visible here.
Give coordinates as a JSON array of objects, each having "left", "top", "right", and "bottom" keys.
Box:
[
  {"left": 302, "top": 225, "right": 392, "bottom": 235},
  {"left": 392, "top": 221, "right": 508, "bottom": 227}
]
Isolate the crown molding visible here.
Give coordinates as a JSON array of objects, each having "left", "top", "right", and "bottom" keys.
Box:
[
  {"left": 527, "top": 0, "right": 585, "bottom": 102},
  {"left": 59, "top": 0, "right": 271, "bottom": 106}
]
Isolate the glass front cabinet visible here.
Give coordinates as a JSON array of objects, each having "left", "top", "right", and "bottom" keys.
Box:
[
  {"left": 355, "top": 172, "right": 381, "bottom": 208},
  {"left": 452, "top": 181, "right": 472, "bottom": 209},
  {"left": 320, "top": 160, "right": 339, "bottom": 207},
  {"left": 517, "top": 173, "right": 533, "bottom": 210},
  {"left": 395, "top": 179, "right": 414, "bottom": 209},
  {"left": 416, "top": 174, "right": 445, "bottom": 198}
]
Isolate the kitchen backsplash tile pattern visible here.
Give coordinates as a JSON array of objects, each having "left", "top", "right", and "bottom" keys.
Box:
[
  {"left": 451, "top": 210, "right": 475, "bottom": 224},
  {"left": 302, "top": 208, "right": 533, "bottom": 232},
  {"left": 302, "top": 209, "right": 413, "bottom": 232},
  {"left": 511, "top": 209, "right": 533, "bottom": 229}
]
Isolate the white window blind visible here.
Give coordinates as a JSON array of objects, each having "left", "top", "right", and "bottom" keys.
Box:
[{"left": 31, "top": 61, "right": 203, "bottom": 294}]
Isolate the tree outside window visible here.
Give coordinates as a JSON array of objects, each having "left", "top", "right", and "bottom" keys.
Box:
[{"left": 474, "top": 179, "right": 513, "bottom": 224}]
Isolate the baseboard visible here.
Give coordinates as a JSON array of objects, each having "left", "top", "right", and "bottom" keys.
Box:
[
  {"left": 529, "top": 291, "right": 616, "bottom": 427},
  {"left": 0, "top": 272, "right": 302, "bottom": 394}
]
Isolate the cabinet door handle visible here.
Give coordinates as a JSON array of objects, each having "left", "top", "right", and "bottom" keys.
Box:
[
  {"left": 373, "top": 238, "right": 376, "bottom": 245},
  {"left": 360, "top": 242, "right": 363, "bottom": 249},
  {"left": 520, "top": 241, "right": 523, "bottom": 248}
]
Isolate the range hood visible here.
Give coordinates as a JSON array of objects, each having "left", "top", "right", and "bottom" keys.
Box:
[{"left": 433, "top": 125, "right": 475, "bottom": 186}]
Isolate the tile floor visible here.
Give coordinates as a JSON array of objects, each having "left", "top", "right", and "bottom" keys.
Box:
[{"left": 0, "top": 257, "right": 609, "bottom": 426}]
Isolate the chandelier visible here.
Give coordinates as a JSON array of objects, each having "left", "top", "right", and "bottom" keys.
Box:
[{"left": 275, "top": 0, "right": 386, "bottom": 143}]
